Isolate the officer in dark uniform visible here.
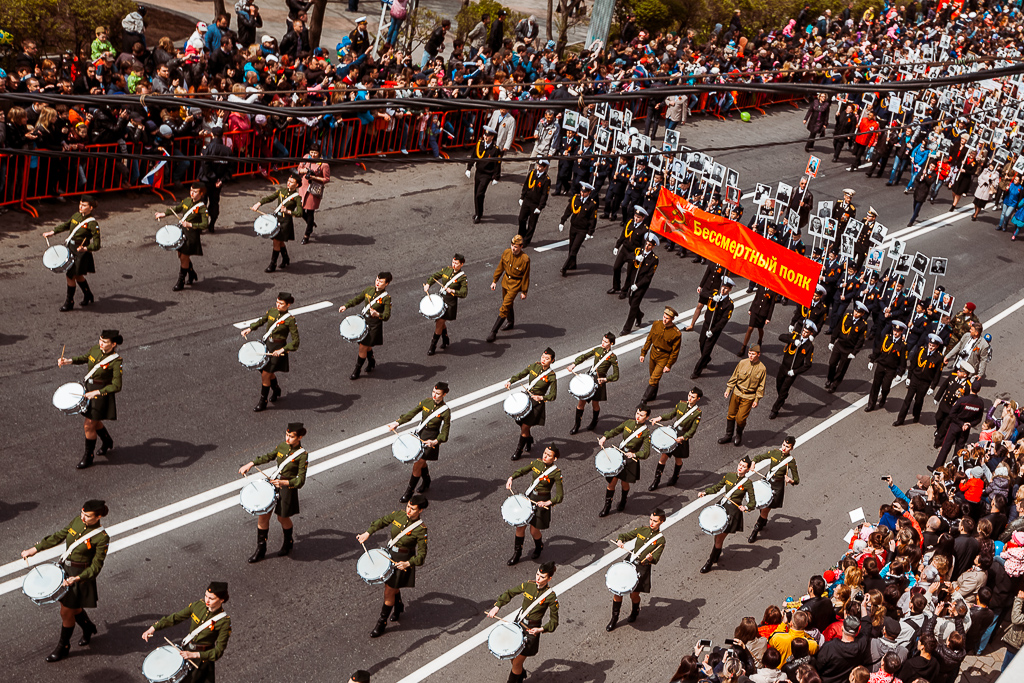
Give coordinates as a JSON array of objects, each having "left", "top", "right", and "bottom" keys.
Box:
[
  {"left": 649, "top": 387, "right": 702, "bottom": 490},
  {"left": 620, "top": 232, "right": 660, "bottom": 334},
  {"left": 831, "top": 188, "right": 857, "bottom": 242},
  {"left": 826, "top": 262, "right": 863, "bottom": 333},
  {"left": 251, "top": 172, "right": 303, "bottom": 273},
  {"left": 505, "top": 445, "right": 564, "bottom": 565},
  {"left": 642, "top": 171, "right": 664, "bottom": 217},
  {"left": 21, "top": 500, "right": 110, "bottom": 662},
  {"left": 142, "top": 581, "right": 232, "bottom": 682},
  {"left": 606, "top": 509, "right": 667, "bottom": 631},
  {"left": 608, "top": 206, "right": 648, "bottom": 294},
  {"left": 238, "top": 422, "right": 309, "bottom": 561},
  {"left": 388, "top": 382, "right": 451, "bottom": 501},
  {"left": 558, "top": 182, "right": 599, "bottom": 276},
  {"left": 698, "top": 456, "right": 756, "bottom": 573},
  {"left": 424, "top": 255, "right": 468, "bottom": 355},
  {"left": 486, "top": 563, "right": 559, "bottom": 683},
  {"left": 740, "top": 283, "right": 776, "bottom": 356},
  {"left": 197, "top": 127, "right": 233, "bottom": 232},
  {"left": 466, "top": 126, "right": 502, "bottom": 223},
  {"left": 685, "top": 261, "right": 727, "bottom": 331},
  {"left": 853, "top": 207, "right": 876, "bottom": 269},
  {"left": 932, "top": 381, "right": 984, "bottom": 470},
  {"left": 518, "top": 159, "right": 550, "bottom": 247},
  {"left": 932, "top": 362, "right": 973, "bottom": 447},
  {"left": 58, "top": 330, "right": 123, "bottom": 469},
  {"left": 356, "top": 495, "right": 429, "bottom": 638},
  {"left": 571, "top": 136, "right": 595, "bottom": 195},
  {"left": 769, "top": 321, "right": 815, "bottom": 419},
  {"left": 692, "top": 278, "right": 735, "bottom": 378},
  {"left": 893, "top": 334, "right": 944, "bottom": 426},
  {"left": 749, "top": 437, "right": 800, "bottom": 541},
  {"left": 568, "top": 333, "right": 619, "bottom": 434},
  {"left": 784, "top": 285, "right": 827, "bottom": 342},
  {"left": 155, "top": 183, "right": 209, "bottom": 291},
  {"left": 43, "top": 195, "right": 101, "bottom": 312},
  {"left": 601, "top": 155, "right": 632, "bottom": 221},
  {"left": 339, "top": 272, "right": 392, "bottom": 379},
  {"left": 597, "top": 404, "right": 652, "bottom": 517},
  {"left": 865, "top": 320, "right": 907, "bottom": 412},
  {"left": 553, "top": 129, "right": 577, "bottom": 195},
  {"left": 592, "top": 151, "right": 613, "bottom": 202},
  {"left": 919, "top": 312, "right": 952, "bottom": 356},
  {"left": 826, "top": 301, "right": 869, "bottom": 393},
  {"left": 241, "top": 292, "right": 300, "bottom": 412},
  {"left": 619, "top": 158, "right": 651, "bottom": 225},
  {"left": 506, "top": 348, "right": 558, "bottom": 460}
]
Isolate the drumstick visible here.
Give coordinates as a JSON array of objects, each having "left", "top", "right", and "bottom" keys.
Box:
[
  {"left": 164, "top": 638, "right": 200, "bottom": 669},
  {"left": 360, "top": 540, "right": 369, "bottom": 554},
  {"left": 484, "top": 612, "right": 521, "bottom": 625},
  {"left": 45, "top": 235, "right": 51, "bottom": 247},
  {"left": 251, "top": 463, "right": 272, "bottom": 480},
  {"left": 60, "top": 344, "right": 65, "bottom": 363}
]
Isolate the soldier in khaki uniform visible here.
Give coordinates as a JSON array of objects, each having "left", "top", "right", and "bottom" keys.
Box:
[
  {"left": 423, "top": 254, "right": 468, "bottom": 355},
  {"left": 486, "top": 562, "right": 559, "bottom": 683},
  {"left": 640, "top": 307, "right": 682, "bottom": 402},
  {"left": 58, "top": 329, "right": 124, "bottom": 469},
  {"left": 339, "top": 272, "right": 393, "bottom": 379},
  {"left": 505, "top": 445, "right": 564, "bottom": 565},
  {"left": 142, "top": 581, "right": 232, "bottom": 683},
  {"left": 598, "top": 404, "right": 652, "bottom": 517},
  {"left": 21, "top": 500, "right": 110, "bottom": 662},
  {"left": 241, "top": 292, "right": 300, "bottom": 412},
  {"left": 720, "top": 346, "right": 767, "bottom": 447},
  {"left": 948, "top": 301, "right": 979, "bottom": 347},
  {"left": 238, "top": 422, "right": 309, "bottom": 562},
  {"left": 567, "top": 333, "right": 619, "bottom": 434},
  {"left": 356, "top": 495, "right": 429, "bottom": 638},
  {"left": 43, "top": 195, "right": 101, "bottom": 312},
  {"left": 154, "top": 183, "right": 209, "bottom": 292},
  {"left": 250, "top": 172, "right": 303, "bottom": 273},
  {"left": 698, "top": 456, "right": 756, "bottom": 573},
  {"left": 607, "top": 509, "right": 667, "bottom": 631},
  {"left": 488, "top": 235, "right": 531, "bottom": 343},
  {"left": 648, "top": 387, "right": 703, "bottom": 490},
  {"left": 749, "top": 436, "right": 800, "bottom": 541},
  {"left": 387, "top": 382, "right": 451, "bottom": 502}
]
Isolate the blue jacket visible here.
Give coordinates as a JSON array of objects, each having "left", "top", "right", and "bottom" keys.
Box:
[{"left": 1004, "top": 182, "right": 1024, "bottom": 210}]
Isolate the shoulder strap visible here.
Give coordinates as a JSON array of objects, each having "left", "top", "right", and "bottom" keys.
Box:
[
  {"left": 272, "top": 448, "right": 306, "bottom": 478},
  {"left": 275, "top": 192, "right": 303, "bottom": 214},
  {"left": 524, "top": 465, "right": 559, "bottom": 496},
  {"left": 387, "top": 519, "right": 424, "bottom": 548},
  {"left": 84, "top": 354, "right": 120, "bottom": 381},
  {"left": 64, "top": 217, "right": 97, "bottom": 245},
  {"left": 361, "top": 291, "right": 389, "bottom": 316},
  {"left": 440, "top": 270, "right": 466, "bottom": 292},
  {"left": 590, "top": 349, "right": 615, "bottom": 373},
  {"left": 261, "top": 311, "right": 293, "bottom": 342},
  {"left": 60, "top": 527, "right": 105, "bottom": 562},
  {"left": 414, "top": 403, "right": 450, "bottom": 435},
  {"left": 619, "top": 423, "right": 649, "bottom": 449},
  {"left": 517, "top": 586, "right": 557, "bottom": 623},
  {"left": 525, "top": 368, "right": 552, "bottom": 392},
  {"left": 671, "top": 405, "right": 701, "bottom": 429},
  {"left": 182, "top": 611, "right": 229, "bottom": 645},
  {"left": 180, "top": 201, "right": 205, "bottom": 222},
  {"left": 767, "top": 455, "right": 794, "bottom": 479},
  {"left": 629, "top": 532, "right": 664, "bottom": 563}
]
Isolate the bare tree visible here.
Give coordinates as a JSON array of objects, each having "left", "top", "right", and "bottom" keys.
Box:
[
  {"left": 309, "top": 0, "right": 330, "bottom": 47},
  {"left": 555, "top": 0, "right": 586, "bottom": 55},
  {"left": 213, "top": 0, "right": 227, "bottom": 18},
  {"left": 546, "top": 0, "right": 553, "bottom": 43}
]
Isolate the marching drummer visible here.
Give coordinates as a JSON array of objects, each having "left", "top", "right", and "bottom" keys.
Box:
[
  {"left": 250, "top": 171, "right": 303, "bottom": 273},
  {"left": 639, "top": 307, "right": 682, "bottom": 403},
  {"left": 154, "top": 183, "right": 209, "bottom": 292},
  {"left": 142, "top": 581, "right": 232, "bottom": 681},
  {"left": 597, "top": 404, "right": 652, "bottom": 517},
  {"left": 606, "top": 508, "right": 666, "bottom": 632},
  {"left": 241, "top": 292, "right": 300, "bottom": 412},
  {"left": 505, "top": 348, "right": 558, "bottom": 460},
  {"left": 58, "top": 329, "right": 123, "bottom": 469},
  {"left": 20, "top": 499, "right": 109, "bottom": 662},
  {"left": 505, "top": 445, "right": 564, "bottom": 566},
  {"left": 237, "top": 422, "right": 309, "bottom": 563},
  {"left": 387, "top": 382, "right": 451, "bottom": 503},
  {"left": 486, "top": 562, "right": 559, "bottom": 683},
  {"left": 42, "top": 194, "right": 100, "bottom": 312},
  {"left": 697, "top": 456, "right": 756, "bottom": 574},
  {"left": 567, "top": 332, "right": 619, "bottom": 435},
  {"left": 339, "top": 271, "right": 393, "bottom": 380},
  {"left": 355, "top": 494, "right": 429, "bottom": 638},
  {"left": 648, "top": 386, "right": 703, "bottom": 491},
  {"left": 423, "top": 254, "right": 468, "bottom": 356},
  {"left": 748, "top": 436, "right": 800, "bottom": 542},
  {"left": 487, "top": 235, "right": 530, "bottom": 343}
]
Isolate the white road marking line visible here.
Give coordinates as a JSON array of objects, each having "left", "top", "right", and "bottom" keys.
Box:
[
  {"left": 393, "top": 292, "right": 1024, "bottom": 683},
  {"left": 231, "top": 301, "right": 334, "bottom": 329},
  {"left": 535, "top": 239, "right": 570, "bottom": 252}
]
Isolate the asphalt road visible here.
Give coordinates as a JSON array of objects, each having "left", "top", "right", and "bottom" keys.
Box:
[{"left": 2, "top": 106, "right": 1021, "bottom": 682}]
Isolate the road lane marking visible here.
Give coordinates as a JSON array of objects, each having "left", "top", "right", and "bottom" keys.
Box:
[{"left": 232, "top": 301, "right": 334, "bottom": 329}]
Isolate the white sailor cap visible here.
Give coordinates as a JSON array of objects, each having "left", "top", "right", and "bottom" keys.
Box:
[
  {"left": 355, "top": 16, "right": 368, "bottom": 23},
  {"left": 867, "top": 206, "right": 878, "bottom": 216},
  {"left": 721, "top": 276, "right": 736, "bottom": 288},
  {"left": 580, "top": 182, "right": 595, "bottom": 192},
  {"left": 537, "top": 158, "right": 550, "bottom": 166},
  {"left": 854, "top": 301, "right": 869, "bottom": 313},
  {"left": 927, "top": 333, "right": 943, "bottom": 345},
  {"left": 843, "top": 188, "right": 856, "bottom": 196},
  {"left": 891, "top": 320, "right": 908, "bottom": 330},
  {"left": 644, "top": 232, "right": 660, "bottom": 246},
  {"left": 958, "top": 361, "right": 975, "bottom": 373},
  {"left": 634, "top": 206, "right": 649, "bottom": 216},
  {"left": 803, "top": 320, "right": 818, "bottom": 333},
  {"left": 815, "top": 285, "right": 826, "bottom": 295},
  {"left": 482, "top": 125, "right": 497, "bottom": 135}
]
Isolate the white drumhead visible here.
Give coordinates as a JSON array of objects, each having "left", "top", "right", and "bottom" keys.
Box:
[
  {"left": 595, "top": 447, "right": 624, "bottom": 476},
  {"left": 22, "top": 564, "right": 65, "bottom": 600},
  {"left": 254, "top": 214, "right": 279, "bottom": 237},
  {"left": 500, "top": 494, "right": 534, "bottom": 526},
  {"left": 142, "top": 645, "right": 186, "bottom": 682},
  {"left": 605, "top": 561, "right": 640, "bottom": 595},
  {"left": 698, "top": 505, "right": 729, "bottom": 535},
  {"left": 356, "top": 548, "right": 393, "bottom": 583},
  {"left": 487, "top": 622, "right": 526, "bottom": 660},
  {"left": 238, "top": 479, "right": 277, "bottom": 515},
  {"left": 42, "top": 245, "right": 71, "bottom": 270},
  {"left": 752, "top": 479, "right": 775, "bottom": 508},
  {"left": 52, "top": 382, "right": 86, "bottom": 411},
  {"left": 502, "top": 393, "right": 531, "bottom": 418},
  {"left": 392, "top": 433, "right": 423, "bottom": 463},
  {"left": 238, "top": 341, "right": 268, "bottom": 369},
  {"left": 339, "top": 315, "right": 368, "bottom": 342},
  {"left": 418, "top": 294, "right": 446, "bottom": 319},
  {"left": 155, "top": 225, "right": 184, "bottom": 248},
  {"left": 651, "top": 426, "right": 679, "bottom": 452},
  {"left": 568, "top": 374, "right": 597, "bottom": 399}
]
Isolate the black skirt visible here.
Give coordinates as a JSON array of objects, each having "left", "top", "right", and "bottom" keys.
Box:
[
  {"left": 617, "top": 454, "right": 641, "bottom": 483},
  {"left": 60, "top": 562, "right": 98, "bottom": 609},
  {"left": 749, "top": 312, "right": 771, "bottom": 329},
  {"left": 68, "top": 250, "right": 95, "bottom": 277},
  {"left": 182, "top": 660, "right": 214, "bottom": 683},
  {"left": 418, "top": 428, "right": 441, "bottom": 462},
  {"left": 522, "top": 619, "right": 543, "bottom": 657},
  {"left": 82, "top": 384, "right": 117, "bottom": 421},
  {"left": 440, "top": 293, "right": 459, "bottom": 321},
  {"left": 668, "top": 439, "right": 690, "bottom": 459},
  {"left": 275, "top": 486, "right": 300, "bottom": 517},
  {"left": 363, "top": 318, "right": 384, "bottom": 347},
  {"left": 276, "top": 216, "right": 295, "bottom": 242},
  {"left": 635, "top": 563, "right": 653, "bottom": 594},
  {"left": 178, "top": 228, "right": 203, "bottom": 256},
  {"left": 769, "top": 479, "right": 786, "bottom": 510},
  {"left": 592, "top": 379, "right": 609, "bottom": 402},
  {"left": 528, "top": 493, "right": 552, "bottom": 530},
  {"left": 264, "top": 338, "right": 290, "bottom": 373},
  {"left": 724, "top": 503, "right": 744, "bottom": 534},
  {"left": 516, "top": 400, "right": 547, "bottom": 427},
  {"left": 386, "top": 548, "right": 417, "bottom": 588}
]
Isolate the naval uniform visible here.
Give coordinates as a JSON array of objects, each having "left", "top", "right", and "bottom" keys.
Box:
[
  {"left": 771, "top": 332, "right": 814, "bottom": 415},
  {"left": 827, "top": 312, "right": 868, "bottom": 388},
  {"left": 571, "top": 346, "right": 619, "bottom": 401},
  {"left": 616, "top": 525, "right": 666, "bottom": 592},
  {"left": 33, "top": 517, "right": 109, "bottom": 609},
  {"left": 247, "top": 308, "right": 300, "bottom": 373},
  {"left": 343, "top": 287, "right": 392, "bottom": 347},
  {"left": 559, "top": 191, "right": 599, "bottom": 273},
  {"left": 71, "top": 345, "right": 123, "bottom": 420},
  {"left": 52, "top": 212, "right": 100, "bottom": 277},
  {"left": 866, "top": 332, "right": 906, "bottom": 409},
  {"left": 694, "top": 292, "right": 733, "bottom": 375},
  {"left": 493, "top": 580, "right": 559, "bottom": 658},
  {"left": 895, "top": 346, "right": 944, "bottom": 424},
  {"left": 151, "top": 600, "right": 231, "bottom": 683},
  {"left": 364, "top": 510, "right": 428, "bottom": 588},
  {"left": 703, "top": 472, "right": 756, "bottom": 534},
  {"left": 611, "top": 218, "right": 647, "bottom": 292},
  {"left": 395, "top": 397, "right": 451, "bottom": 461},
  {"left": 249, "top": 441, "right": 308, "bottom": 517},
  {"left": 510, "top": 459, "right": 564, "bottom": 529},
  {"left": 602, "top": 419, "right": 652, "bottom": 483},
  {"left": 467, "top": 139, "right": 503, "bottom": 219},
  {"left": 750, "top": 449, "right": 800, "bottom": 509},
  {"left": 518, "top": 169, "right": 550, "bottom": 246},
  {"left": 426, "top": 266, "right": 468, "bottom": 321},
  {"left": 509, "top": 362, "right": 557, "bottom": 426}
]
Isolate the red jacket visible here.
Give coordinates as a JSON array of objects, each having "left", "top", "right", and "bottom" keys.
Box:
[
  {"left": 959, "top": 477, "right": 983, "bottom": 503},
  {"left": 855, "top": 118, "right": 880, "bottom": 147}
]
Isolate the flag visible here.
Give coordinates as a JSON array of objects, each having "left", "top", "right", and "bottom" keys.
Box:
[{"left": 141, "top": 150, "right": 168, "bottom": 189}]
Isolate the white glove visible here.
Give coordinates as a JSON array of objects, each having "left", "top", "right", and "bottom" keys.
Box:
[
  {"left": 558, "top": 224, "right": 564, "bottom": 232},
  {"left": 847, "top": 353, "right": 855, "bottom": 360},
  {"left": 787, "top": 370, "right": 795, "bottom": 377},
  {"left": 809, "top": 335, "right": 815, "bottom": 342},
  {"left": 465, "top": 169, "right": 471, "bottom": 178},
  {"left": 867, "top": 362, "right": 874, "bottom": 371},
  {"left": 519, "top": 199, "right": 523, "bottom": 206},
  {"left": 491, "top": 179, "right": 498, "bottom": 186},
  {"left": 828, "top": 343, "right": 834, "bottom": 351},
  {"left": 933, "top": 398, "right": 939, "bottom": 405},
  {"left": 631, "top": 284, "right": 638, "bottom": 292},
  {"left": 585, "top": 234, "right": 593, "bottom": 240},
  {"left": 613, "top": 248, "right": 619, "bottom": 256},
  {"left": 927, "top": 387, "right": 934, "bottom": 395},
  {"left": 788, "top": 325, "right": 794, "bottom": 333},
  {"left": 705, "top": 331, "right": 712, "bottom": 338},
  {"left": 905, "top": 378, "right": 911, "bottom": 386},
  {"left": 534, "top": 208, "right": 541, "bottom": 214}
]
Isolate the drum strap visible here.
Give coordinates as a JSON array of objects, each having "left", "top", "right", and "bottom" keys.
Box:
[
  {"left": 182, "top": 612, "right": 228, "bottom": 646},
  {"left": 64, "top": 217, "right": 97, "bottom": 246},
  {"left": 525, "top": 369, "right": 552, "bottom": 393},
  {"left": 84, "top": 354, "right": 120, "bottom": 381},
  {"left": 60, "top": 527, "right": 105, "bottom": 562},
  {"left": 261, "top": 312, "right": 293, "bottom": 342},
  {"left": 671, "top": 405, "right": 701, "bottom": 429},
  {"left": 590, "top": 350, "right": 615, "bottom": 374},
  {"left": 619, "top": 424, "right": 649, "bottom": 450},
  {"left": 524, "top": 465, "right": 559, "bottom": 496},
  {"left": 414, "top": 404, "right": 449, "bottom": 435},
  {"left": 517, "top": 587, "right": 557, "bottom": 623},
  {"left": 387, "top": 520, "right": 424, "bottom": 549},
  {"left": 766, "top": 455, "right": 794, "bottom": 480},
  {"left": 362, "top": 291, "right": 389, "bottom": 316},
  {"left": 440, "top": 270, "right": 466, "bottom": 292},
  {"left": 272, "top": 448, "right": 306, "bottom": 479},
  {"left": 629, "top": 532, "right": 664, "bottom": 563},
  {"left": 275, "top": 192, "right": 303, "bottom": 214},
  {"left": 180, "top": 202, "right": 205, "bottom": 224}
]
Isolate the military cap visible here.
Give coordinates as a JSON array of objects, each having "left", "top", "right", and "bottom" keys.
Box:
[
  {"left": 542, "top": 347, "right": 556, "bottom": 359},
  {"left": 351, "top": 672, "right": 371, "bottom": 683},
  {"left": 866, "top": 206, "right": 878, "bottom": 216},
  {"left": 634, "top": 206, "right": 649, "bottom": 217},
  {"left": 511, "top": 235, "right": 524, "bottom": 245},
  {"left": 721, "top": 276, "right": 735, "bottom": 288},
  {"left": 277, "top": 292, "right": 295, "bottom": 303},
  {"left": 803, "top": 320, "right": 818, "bottom": 333},
  {"left": 80, "top": 194, "right": 98, "bottom": 206},
  {"left": 482, "top": 125, "right": 497, "bottom": 135},
  {"left": 815, "top": 285, "right": 826, "bottom": 295},
  {"left": 100, "top": 329, "right": 123, "bottom": 344},
  {"left": 207, "top": 581, "right": 229, "bottom": 600},
  {"left": 378, "top": 271, "right": 393, "bottom": 282},
  {"left": 536, "top": 158, "right": 550, "bottom": 166},
  {"left": 287, "top": 422, "right": 306, "bottom": 436},
  {"left": 854, "top": 301, "right": 869, "bottom": 313},
  {"left": 545, "top": 444, "right": 560, "bottom": 457},
  {"left": 664, "top": 306, "right": 677, "bottom": 317},
  {"left": 434, "top": 381, "right": 449, "bottom": 393},
  {"left": 843, "top": 188, "right": 856, "bottom": 196},
  {"left": 82, "top": 499, "right": 106, "bottom": 513},
  {"left": 355, "top": 16, "right": 367, "bottom": 23},
  {"left": 958, "top": 361, "right": 975, "bottom": 374},
  {"left": 749, "top": 345, "right": 761, "bottom": 353},
  {"left": 408, "top": 494, "right": 429, "bottom": 509},
  {"left": 604, "top": 331, "right": 616, "bottom": 343},
  {"left": 891, "top": 320, "right": 907, "bottom": 330},
  {"left": 580, "top": 182, "right": 594, "bottom": 192},
  {"left": 538, "top": 561, "right": 557, "bottom": 575},
  {"left": 644, "top": 231, "right": 660, "bottom": 245},
  {"left": 927, "top": 333, "right": 943, "bottom": 345}
]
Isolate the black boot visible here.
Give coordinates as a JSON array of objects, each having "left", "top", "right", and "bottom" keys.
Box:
[
  {"left": 512, "top": 436, "right": 526, "bottom": 461},
  {"left": 669, "top": 464, "right": 682, "bottom": 486},
  {"left": 77, "top": 439, "right": 96, "bottom": 469},
  {"left": 606, "top": 602, "right": 621, "bottom": 631},
  {"left": 441, "top": 332, "right": 450, "bottom": 349},
  {"left": 75, "top": 611, "right": 97, "bottom": 646},
  {"left": 531, "top": 537, "right": 544, "bottom": 559},
  {"left": 641, "top": 384, "right": 656, "bottom": 403},
  {"left": 96, "top": 428, "right": 114, "bottom": 456},
  {"left": 700, "top": 546, "right": 722, "bottom": 574},
  {"left": 370, "top": 603, "right": 392, "bottom": 638},
  {"left": 279, "top": 245, "right": 290, "bottom": 269},
  {"left": 748, "top": 517, "right": 767, "bottom": 543},
  {"left": 46, "top": 626, "right": 74, "bottom": 662},
  {"left": 172, "top": 267, "right": 187, "bottom": 291},
  {"left": 649, "top": 464, "right": 665, "bottom": 491},
  {"left": 187, "top": 264, "right": 198, "bottom": 284},
  {"left": 60, "top": 285, "right": 76, "bottom": 312},
  {"left": 350, "top": 357, "right": 365, "bottom": 380},
  {"left": 79, "top": 280, "right": 94, "bottom": 307},
  {"left": 627, "top": 601, "right": 641, "bottom": 623},
  {"left": 269, "top": 379, "right": 282, "bottom": 403},
  {"left": 864, "top": 400, "right": 876, "bottom": 413},
  {"left": 417, "top": 466, "right": 431, "bottom": 492},
  {"left": 717, "top": 420, "right": 735, "bottom": 444},
  {"left": 599, "top": 489, "right": 614, "bottom": 517},
  {"left": 366, "top": 350, "right": 376, "bottom": 373},
  {"left": 265, "top": 250, "right": 280, "bottom": 273},
  {"left": 254, "top": 385, "right": 269, "bottom": 412},
  {"left": 507, "top": 536, "right": 524, "bottom": 566},
  {"left": 733, "top": 424, "right": 744, "bottom": 447},
  {"left": 277, "top": 527, "right": 294, "bottom": 556},
  {"left": 587, "top": 409, "right": 601, "bottom": 431},
  {"left": 390, "top": 593, "right": 404, "bottom": 622},
  {"left": 486, "top": 317, "right": 505, "bottom": 343},
  {"left": 570, "top": 408, "right": 584, "bottom": 435},
  {"left": 524, "top": 436, "right": 533, "bottom": 453},
  {"left": 428, "top": 334, "right": 440, "bottom": 356},
  {"left": 617, "top": 489, "right": 629, "bottom": 512},
  {"left": 400, "top": 475, "right": 419, "bottom": 503},
  {"left": 247, "top": 528, "right": 268, "bottom": 563},
  {"left": 503, "top": 310, "right": 515, "bottom": 330}
]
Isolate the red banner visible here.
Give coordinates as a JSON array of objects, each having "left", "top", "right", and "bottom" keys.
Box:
[{"left": 650, "top": 188, "right": 822, "bottom": 307}]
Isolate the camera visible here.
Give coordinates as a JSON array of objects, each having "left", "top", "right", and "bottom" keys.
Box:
[{"left": 852, "top": 590, "right": 864, "bottom": 602}]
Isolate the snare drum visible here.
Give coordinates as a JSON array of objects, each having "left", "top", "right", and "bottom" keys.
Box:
[
  {"left": 155, "top": 225, "right": 185, "bottom": 250},
  {"left": 253, "top": 214, "right": 280, "bottom": 238},
  {"left": 392, "top": 433, "right": 424, "bottom": 464},
  {"left": 339, "top": 315, "right": 369, "bottom": 343},
  {"left": 21, "top": 563, "right": 69, "bottom": 605},
  {"left": 500, "top": 494, "right": 535, "bottom": 527},
  {"left": 142, "top": 645, "right": 188, "bottom": 683},
  {"left": 42, "top": 244, "right": 73, "bottom": 273},
  {"left": 650, "top": 426, "right": 680, "bottom": 452},
  {"left": 697, "top": 505, "right": 729, "bottom": 536},
  {"left": 418, "top": 294, "right": 447, "bottom": 320},
  {"left": 238, "top": 478, "right": 279, "bottom": 516},
  {"left": 487, "top": 622, "right": 527, "bottom": 660},
  {"left": 568, "top": 374, "right": 597, "bottom": 400},
  {"left": 502, "top": 392, "right": 532, "bottom": 420},
  {"left": 237, "top": 341, "right": 269, "bottom": 370},
  {"left": 605, "top": 560, "right": 640, "bottom": 596},
  {"left": 52, "top": 382, "right": 88, "bottom": 415},
  {"left": 751, "top": 479, "right": 775, "bottom": 509},
  {"left": 356, "top": 548, "right": 394, "bottom": 585},
  {"left": 595, "top": 447, "right": 625, "bottom": 477}
]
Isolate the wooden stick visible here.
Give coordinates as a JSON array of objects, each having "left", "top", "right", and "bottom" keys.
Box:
[
  {"left": 484, "top": 612, "right": 521, "bottom": 626},
  {"left": 164, "top": 638, "right": 200, "bottom": 669},
  {"left": 251, "top": 463, "right": 272, "bottom": 480},
  {"left": 45, "top": 236, "right": 51, "bottom": 247},
  {"left": 360, "top": 540, "right": 369, "bottom": 554},
  {"left": 60, "top": 344, "right": 65, "bottom": 363}
]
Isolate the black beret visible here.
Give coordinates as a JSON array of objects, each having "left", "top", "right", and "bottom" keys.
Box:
[
  {"left": 82, "top": 499, "right": 106, "bottom": 512},
  {"left": 277, "top": 292, "right": 294, "bottom": 303}
]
